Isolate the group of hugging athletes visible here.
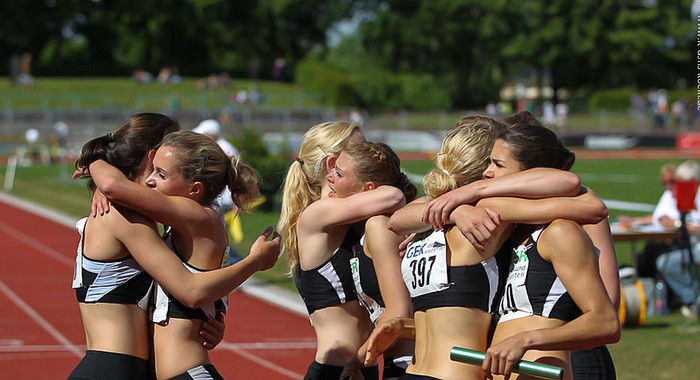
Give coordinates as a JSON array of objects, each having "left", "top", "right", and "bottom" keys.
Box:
[{"left": 68, "top": 111, "right": 621, "bottom": 380}]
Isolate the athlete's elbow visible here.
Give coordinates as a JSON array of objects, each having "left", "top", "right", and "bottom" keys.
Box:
[
  {"left": 386, "top": 218, "right": 400, "bottom": 234},
  {"left": 385, "top": 187, "right": 406, "bottom": 209},
  {"left": 179, "top": 287, "right": 209, "bottom": 309},
  {"left": 597, "top": 308, "right": 622, "bottom": 344},
  {"left": 565, "top": 173, "right": 582, "bottom": 196},
  {"left": 585, "top": 202, "right": 608, "bottom": 224},
  {"left": 98, "top": 177, "right": 122, "bottom": 199}
]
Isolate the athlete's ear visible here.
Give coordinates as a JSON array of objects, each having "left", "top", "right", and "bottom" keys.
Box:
[
  {"left": 325, "top": 156, "right": 337, "bottom": 173},
  {"left": 148, "top": 149, "right": 157, "bottom": 164},
  {"left": 364, "top": 181, "right": 377, "bottom": 191},
  {"left": 189, "top": 181, "right": 204, "bottom": 198}
]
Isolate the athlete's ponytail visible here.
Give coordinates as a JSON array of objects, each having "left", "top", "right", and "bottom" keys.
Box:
[
  {"left": 227, "top": 157, "right": 260, "bottom": 213},
  {"left": 278, "top": 121, "right": 363, "bottom": 267}
]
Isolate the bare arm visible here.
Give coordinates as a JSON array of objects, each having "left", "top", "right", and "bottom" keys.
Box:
[
  {"left": 424, "top": 168, "right": 581, "bottom": 227},
  {"left": 356, "top": 216, "right": 414, "bottom": 363},
  {"left": 300, "top": 186, "right": 405, "bottom": 231},
  {"left": 115, "top": 208, "right": 280, "bottom": 308},
  {"left": 476, "top": 188, "right": 608, "bottom": 226},
  {"left": 89, "top": 159, "right": 212, "bottom": 234},
  {"left": 365, "top": 216, "right": 412, "bottom": 321},
  {"left": 583, "top": 218, "right": 620, "bottom": 309},
  {"left": 483, "top": 220, "right": 620, "bottom": 378},
  {"left": 386, "top": 196, "right": 431, "bottom": 235},
  {"left": 389, "top": 197, "right": 501, "bottom": 252}
]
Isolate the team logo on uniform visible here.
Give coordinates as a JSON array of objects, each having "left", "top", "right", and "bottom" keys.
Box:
[{"left": 512, "top": 244, "right": 532, "bottom": 264}]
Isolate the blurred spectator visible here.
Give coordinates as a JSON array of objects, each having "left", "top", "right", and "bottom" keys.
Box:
[
  {"left": 132, "top": 68, "right": 154, "bottom": 84},
  {"left": 629, "top": 93, "right": 645, "bottom": 123},
  {"left": 672, "top": 99, "right": 689, "bottom": 130},
  {"left": 618, "top": 163, "right": 678, "bottom": 228},
  {"left": 555, "top": 102, "right": 569, "bottom": 128},
  {"left": 192, "top": 119, "right": 238, "bottom": 158},
  {"left": 199, "top": 72, "right": 232, "bottom": 90},
  {"left": 157, "top": 66, "right": 182, "bottom": 85},
  {"left": 486, "top": 102, "right": 497, "bottom": 118},
  {"left": 652, "top": 89, "right": 669, "bottom": 130},
  {"left": 542, "top": 100, "right": 555, "bottom": 125},
  {"left": 25, "top": 128, "right": 40, "bottom": 145},
  {"left": 235, "top": 90, "right": 248, "bottom": 104},
  {"left": 53, "top": 120, "right": 69, "bottom": 152},
  {"left": 169, "top": 67, "right": 182, "bottom": 84},
  {"left": 248, "top": 85, "right": 261, "bottom": 104},
  {"left": 616, "top": 163, "right": 679, "bottom": 277},
  {"left": 17, "top": 53, "right": 34, "bottom": 87},
  {"left": 655, "top": 160, "right": 700, "bottom": 315},
  {"left": 273, "top": 58, "right": 285, "bottom": 79},
  {"left": 157, "top": 67, "right": 172, "bottom": 84},
  {"left": 23, "top": 128, "right": 49, "bottom": 165},
  {"left": 349, "top": 108, "right": 365, "bottom": 126}
]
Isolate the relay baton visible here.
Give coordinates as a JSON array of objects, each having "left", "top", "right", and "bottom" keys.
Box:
[{"left": 450, "top": 347, "right": 563, "bottom": 380}]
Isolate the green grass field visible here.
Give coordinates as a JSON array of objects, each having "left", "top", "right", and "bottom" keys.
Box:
[
  {"left": 0, "top": 77, "right": 646, "bottom": 131},
  {"left": 0, "top": 77, "right": 322, "bottom": 110},
  {"left": 2, "top": 157, "right": 699, "bottom": 379}
]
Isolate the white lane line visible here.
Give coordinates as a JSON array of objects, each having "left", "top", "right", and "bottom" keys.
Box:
[
  {"left": 1, "top": 193, "right": 310, "bottom": 318},
  {"left": 578, "top": 173, "right": 642, "bottom": 183},
  {"left": 222, "top": 345, "right": 304, "bottom": 379},
  {"left": 0, "top": 279, "right": 83, "bottom": 358},
  {"left": 0, "top": 220, "right": 74, "bottom": 267},
  {"left": 602, "top": 199, "right": 656, "bottom": 213}
]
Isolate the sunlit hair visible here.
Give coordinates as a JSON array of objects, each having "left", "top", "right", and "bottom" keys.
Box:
[
  {"left": 344, "top": 141, "right": 417, "bottom": 203},
  {"left": 497, "top": 122, "right": 575, "bottom": 171},
  {"left": 424, "top": 116, "right": 506, "bottom": 199},
  {"left": 161, "top": 131, "right": 260, "bottom": 211},
  {"left": 278, "top": 121, "right": 363, "bottom": 267},
  {"left": 675, "top": 160, "right": 700, "bottom": 181},
  {"left": 76, "top": 112, "right": 180, "bottom": 191}
]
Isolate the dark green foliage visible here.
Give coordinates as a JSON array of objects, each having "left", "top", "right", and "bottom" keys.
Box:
[
  {"left": 295, "top": 59, "right": 361, "bottom": 106},
  {"left": 233, "top": 128, "right": 290, "bottom": 211}
]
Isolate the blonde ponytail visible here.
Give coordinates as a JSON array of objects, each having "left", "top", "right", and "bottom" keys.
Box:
[{"left": 277, "top": 121, "right": 362, "bottom": 267}]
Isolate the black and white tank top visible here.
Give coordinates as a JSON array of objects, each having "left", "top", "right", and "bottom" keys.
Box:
[
  {"left": 293, "top": 228, "right": 360, "bottom": 315},
  {"left": 151, "top": 227, "right": 229, "bottom": 323},
  {"left": 401, "top": 229, "right": 499, "bottom": 313},
  {"left": 498, "top": 227, "right": 582, "bottom": 323},
  {"left": 72, "top": 217, "right": 152, "bottom": 309}
]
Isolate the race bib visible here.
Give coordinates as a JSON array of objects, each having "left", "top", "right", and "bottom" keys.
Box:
[
  {"left": 350, "top": 257, "right": 383, "bottom": 322},
  {"left": 498, "top": 242, "right": 534, "bottom": 322},
  {"left": 401, "top": 230, "right": 450, "bottom": 298}
]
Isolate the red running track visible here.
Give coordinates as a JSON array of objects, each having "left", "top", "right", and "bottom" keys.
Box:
[{"left": 0, "top": 199, "right": 316, "bottom": 379}]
